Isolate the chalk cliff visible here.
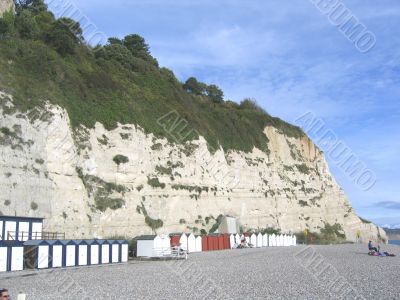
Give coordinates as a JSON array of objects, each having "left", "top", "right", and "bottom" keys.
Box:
[{"left": 0, "top": 91, "right": 386, "bottom": 242}]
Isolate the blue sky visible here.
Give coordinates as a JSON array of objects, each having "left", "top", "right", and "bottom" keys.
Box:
[{"left": 48, "top": 0, "right": 400, "bottom": 226}]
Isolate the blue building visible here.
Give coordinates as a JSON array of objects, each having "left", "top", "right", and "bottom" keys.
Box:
[
  {"left": 0, "top": 216, "right": 129, "bottom": 272},
  {"left": 0, "top": 215, "right": 44, "bottom": 241},
  {"left": 0, "top": 216, "right": 45, "bottom": 272}
]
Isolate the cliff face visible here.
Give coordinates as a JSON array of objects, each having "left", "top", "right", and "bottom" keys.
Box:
[
  {"left": 0, "top": 91, "right": 386, "bottom": 242},
  {"left": 0, "top": 0, "right": 14, "bottom": 16}
]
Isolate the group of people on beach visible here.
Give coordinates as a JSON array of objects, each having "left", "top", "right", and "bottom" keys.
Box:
[{"left": 368, "top": 240, "right": 396, "bottom": 257}]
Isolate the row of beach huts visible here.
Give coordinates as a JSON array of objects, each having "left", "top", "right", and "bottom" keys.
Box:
[
  {"left": 0, "top": 215, "right": 297, "bottom": 272},
  {"left": 0, "top": 215, "right": 128, "bottom": 272},
  {"left": 135, "top": 232, "right": 297, "bottom": 257}
]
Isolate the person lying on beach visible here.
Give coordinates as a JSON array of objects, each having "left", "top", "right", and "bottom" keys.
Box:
[{"left": 368, "top": 249, "right": 396, "bottom": 257}]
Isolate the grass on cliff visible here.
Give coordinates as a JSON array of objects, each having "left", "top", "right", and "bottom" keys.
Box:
[
  {"left": 0, "top": 2, "right": 304, "bottom": 153},
  {"left": 295, "top": 223, "right": 348, "bottom": 244}
]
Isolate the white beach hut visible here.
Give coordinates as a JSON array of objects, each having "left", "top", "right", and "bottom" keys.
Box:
[
  {"left": 48, "top": 240, "right": 64, "bottom": 268},
  {"left": 158, "top": 234, "right": 171, "bottom": 256},
  {"left": 64, "top": 240, "right": 77, "bottom": 267},
  {"left": 187, "top": 233, "right": 197, "bottom": 253},
  {"left": 119, "top": 240, "right": 129, "bottom": 262},
  {"left": 135, "top": 235, "right": 170, "bottom": 257},
  {"left": 10, "top": 245, "right": 24, "bottom": 271},
  {"left": 235, "top": 234, "right": 241, "bottom": 245},
  {"left": 287, "top": 235, "right": 292, "bottom": 246},
  {"left": 0, "top": 244, "right": 7, "bottom": 272},
  {"left": 195, "top": 236, "right": 202, "bottom": 252},
  {"left": 99, "top": 240, "right": 110, "bottom": 264},
  {"left": 77, "top": 240, "right": 89, "bottom": 266},
  {"left": 89, "top": 240, "right": 100, "bottom": 265},
  {"left": 1, "top": 242, "right": 25, "bottom": 271},
  {"left": 38, "top": 241, "right": 50, "bottom": 269},
  {"left": 250, "top": 234, "right": 257, "bottom": 247},
  {"left": 256, "top": 233, "right": 263, "bottom": 248},
  {"left": 262, "top": 234, "right": 268, "bottom": 247},
  {"left": 287, "top": 235, "right": 291, "bottom": 246},
  {"left": 109, "top": 240, "right": 120, "bottom": 263},
  {"left": 271, "top": 234, "right": 277, "bottom": 246},
  {"left": 135, "top": 235, "right": 157, "bottom": 257},
  {"left": 229, "top": 234, "right": 235, "bottom": 249},
  {"left": 180, "top": 234, "right": 188, "bottom": 251}
]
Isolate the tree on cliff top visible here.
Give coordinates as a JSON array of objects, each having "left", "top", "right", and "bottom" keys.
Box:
[
  {"left": 206, "top": 84, "right": 224, "bottom": 103},
  {"left": 14, "top": 0, "right": 47, "bottom": 14},
  {"left": 123, "top": 34, "right": 158, "bottom": 66},
  {"left": 183, "top": 78, "right": 224, "bottom": 103},
  {"left": 183, "top": 77, "right": 206, "bottom": 95},
  {"left": 0, "top": 3, "right": 305, "bottom": 154},
  {"left": 45, "top": 18, "right": 83, "bottom": 55}
]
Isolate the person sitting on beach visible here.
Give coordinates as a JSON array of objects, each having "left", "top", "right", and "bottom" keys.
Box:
[{"left": 368, "top": 240, "right": 378, "bottom": 252}]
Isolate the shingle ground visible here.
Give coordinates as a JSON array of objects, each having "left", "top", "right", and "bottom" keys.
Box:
[{"left": 1, "top": 244, "right": 399, "bottom": 299}]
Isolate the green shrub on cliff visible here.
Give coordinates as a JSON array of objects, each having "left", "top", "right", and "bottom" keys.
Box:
[
  {"left": 295, "top": 223, "right": 347, "bottom": 244},
  {"left": 0, "top": 1, "right": 304, "bottom": 153},
  {"left": 113, "top": 154, "right": 129, "bottom": 165}
]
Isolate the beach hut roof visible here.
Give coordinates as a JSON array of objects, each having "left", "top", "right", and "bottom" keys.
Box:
[
  {"left": 95, "top": 239, "right": 110, "bottom": 245},
  {"left": 134, "top": 235, "right": 157, "bottom": 240},
  {"left": 107, "top": 239, "right": 121, "bottom": 244},
  {"left": 74, "top": 239, "right": 91, "bottom": 245},
  {"left": 59, "top": 240, "right": 75, "bottom": 245},
  {"left": 169, "top": 232, "right": 185, "bottom": 237},
  {"left": 47, "top": 240, "right": 64, "bottom": 245},
  {"left": 0, "top": 240, "right": 24, "bottom": 247},
  {"left": 208, "top": 233, "right": 221, "bottom": 237},
  {"left": 0, "top": 215, "right": 44, "bottom": 221},
  {"left": 23, "top": 239, "right": 51, "bottom": 246},
  {"left": 85, "top": 239, "right": 99, "bottom": 245}
]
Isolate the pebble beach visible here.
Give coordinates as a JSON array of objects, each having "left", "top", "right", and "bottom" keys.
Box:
[{"left": 1, "top": 244, "right": 399, "bottom": 299}]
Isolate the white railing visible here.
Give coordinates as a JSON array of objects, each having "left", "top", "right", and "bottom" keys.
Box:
[
  {"left": 152, "top": 247, "right": 187, "bottom": 259},
  {"left": 6, "top": 231, "right": 65, "bottom": 241}
]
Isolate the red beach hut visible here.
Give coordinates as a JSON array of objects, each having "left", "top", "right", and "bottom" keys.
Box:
[
  {"left": 201, "top": 236, "right": 209, "bottom": 251},
  {"left": 218, "top": 235, "right": 224, "bottom": 250}
]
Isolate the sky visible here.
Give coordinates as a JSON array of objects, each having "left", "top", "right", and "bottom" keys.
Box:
[{"left": 47, "top": 0, "right": 400, "bottom": 226}]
